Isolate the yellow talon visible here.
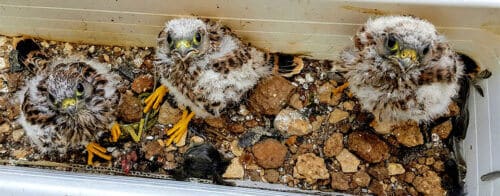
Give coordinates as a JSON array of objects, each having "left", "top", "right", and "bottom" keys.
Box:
[
  {"left": 165, "top": 110, "right": 195, "bottom": 146},
  {"left": 333, "top": 82, "right": 350, "bottom": 95},
  {"left": 144, "top": 85, "right": 168, "bottom": 113},
  {"left": 86, "top": 142, "right": 112, "bottom": 165},
  {"left": 110, "top": 123, "right": 121, "bottom": 142}
]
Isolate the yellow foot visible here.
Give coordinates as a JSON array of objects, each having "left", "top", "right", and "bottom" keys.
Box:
[
  {"left": 86, "top": 142, "right": 112, "bottom": 165},
  {"left": 333, "top": 82, "right": 350, "bottom": 95},
  {"left": 110, "top": 123, "right": 121, "bottom": 142},
  {"left": 165, "top": 110, "right": 195, "bottom": 146},
  {"left": 144, "top": 85, "right": 168, "bottom": 113}
]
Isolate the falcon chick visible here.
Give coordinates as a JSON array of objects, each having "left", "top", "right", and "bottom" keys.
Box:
[
  {"left": 145, "top": 18, "right": 300, "bottom": 145},
  {"left": 15, "top": 39, "right": 123, "bottom": 164},
  {"left": 339, "top": 16, "right": 465, "bottom": 127}
]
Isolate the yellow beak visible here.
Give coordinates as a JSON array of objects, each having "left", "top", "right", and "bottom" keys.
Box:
[
  {"left": 176, "top": 40, "right": 191, "bottom": 50},
  {"left": 61, "top": 98, "right": 77, "bottom": 109},
  {"left": 398, "top": 49, "right": 418, "bottom": 62}
]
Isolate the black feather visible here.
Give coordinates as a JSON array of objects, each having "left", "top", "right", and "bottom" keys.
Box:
[
  {"left": 271, "top": 53, "right": 304, "bottom": 77},
  {"left": 173, "top": 143, "right": 233, "bottom": 186},
  {"left": 11, "top": 38, "right": 47, "bottom": 73}
]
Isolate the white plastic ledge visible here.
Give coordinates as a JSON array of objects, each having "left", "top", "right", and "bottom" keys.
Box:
[
  {"left": 354, "top": 0, "right": 500, "bottom": 7},
  {"left": 0, "top": 165, "right": 309, "bottom": 196}
]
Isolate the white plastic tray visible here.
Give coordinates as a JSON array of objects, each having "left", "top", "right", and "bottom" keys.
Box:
[{"left": 0, "top": 0, "right": 499, "bottom": 195}]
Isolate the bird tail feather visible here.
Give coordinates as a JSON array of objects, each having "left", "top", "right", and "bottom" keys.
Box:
[
  {"left": 11, "top": 37, "right": 48, "bottom": 73},
  {"left": 268, "top": 53, "right": 304, "bottom": 77}
]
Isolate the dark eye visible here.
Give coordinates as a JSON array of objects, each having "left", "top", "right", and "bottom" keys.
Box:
[
  {"left": 422, "top": 45, "right": 430, "bottom": 55},
  {"left": 386, "top": 36, "right": 398, "bottom": 51},
  {"left": 76, "top": 83, "right": 84, "bottom": 97},
  {"left": 193, "top": 32, "right": 202, "bottom": 45},
  {"left": 76, "top": 83, "right": 84, "bottom": 92},
  {"left": 166, "top": 33, "right": 173, "bottom": 46},
  {"left": 48, "top": 93, "right": 56, "bottom": 103}
]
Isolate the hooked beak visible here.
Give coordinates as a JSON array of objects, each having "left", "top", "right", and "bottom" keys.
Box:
[
  {"left": 61, "top": 97, "right": 77, "bottom": 110},
  {"left": 173, "top": 40, "right": 197, "bottom": 61},
  {"left": 396, "top": 49, "right": 418, "bottom": 71}
]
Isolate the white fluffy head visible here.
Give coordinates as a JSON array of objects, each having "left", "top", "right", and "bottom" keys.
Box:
[
  {"left": 157, "top": 18, "right": 210, "bottom": 61},
  {"left": 360, "top": 16, "right": 441, "bottom": 50}
]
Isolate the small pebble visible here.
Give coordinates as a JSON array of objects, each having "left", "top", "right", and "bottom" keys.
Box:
[
  {"left": 293, "top": 153, "right": 330, "bottom": 183},
  {"left": 223, "top": 158, "right": 244, "bottom": 179},
  {"left": 274, "top": 108, "right": 312, "bottom": 136},
  {"left": 252, "top": 139, "right": 287, "bottom": 169},
  {"left": 330, "top": 172, "right": 350, "bottom": 191},
  {"left": 329, "top": 109, "right": 349, "bottom": 124},
  {"left": 189, "top": 136, "right": 205, "bottom": 146},
  {"left": 88, "top": 45, "right": 95, "bottom": 53},
  {"left": 63, "top": 43, "right": 73, "bottom": 54},
  {"left": 230, "top": 140, "right": 243, "bottom": 156},
  {"left": 392, "top": 121, "right": 423, "bottom": 147},
  {"left": 0, "top": 58, "right": 6, "bottom": 70},
  {"left": 0, "top": 36, "right": 6, "bottom": 46},
  {"left": 11, "top": 129, "right": 24, "bottom": 142},
  {"left": 348, "top": 131, "right": 389, "bottom": 163},
  {"left": 336, "top": 149, "right": 360, "bottom": 173},
  {"left": 324, "top": 132, "right": 343, "bottom": 157},
  {"left": 40, "top": 41, "right": 50, "bottom": 48},
  {"left": 387, "top": 163, "right": 405, "bottom": 175}
]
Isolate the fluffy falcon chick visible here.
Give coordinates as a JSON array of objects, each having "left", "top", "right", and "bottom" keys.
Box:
[
  {"left": 15, "top": 39, "right": 123, "bottom": 164},
  {"left": 156, "top": 18, "right": 271, "bottom": 117},
  {"left": 145, "top": 18, "right": 299, "bottom": 145},
  {"left": 339, "top": 16, "right": 464, "bottom": 124}
]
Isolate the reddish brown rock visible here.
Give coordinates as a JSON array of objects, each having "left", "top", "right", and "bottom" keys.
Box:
[
  {"left": 228, "top": 124, "right": 245, "bottom": 134},
  {"left": 252, "top": 139, "right": 287, "bottom": 169},
  {"left": 368, "top": 164, "right": 389, "bottom": 181},
  {"left": 369, "top": 181, "right": 388, "bottom": 196},
  {"left": 117, "top": 91, "right": 142, "bottom": 123},
  {"left": 392, "top": 121, "right": 424, "bottom": 147},
  {"left": 412, "top": 170, "right": 445, "bottom": 196},
  {"left": 353, "top": 170, "right": 371, "bottom": 187},
  {"left": 324, "top": 132, "right": 344, "bottom": 157},
  {"left": 330, "top": 172, "right": 350, "bottom": 191},
  {"left": 403, "top": 172, "right": 416, "bottom": 183},
  {"left": 131, "top": 74, "right": 154, "bottom": 94},
  {"left": 205, "top": 117, "right": 226, "bottom": 128},
  {"left": 348, "top": 131, "right": 389, "bottom": 163},
  {"left": 288, "top": 93, "right": 304, "bottom": 110},
  {"left": 264, "top": 169, "right": 280, "bottom": 183},
  {"left": 432, "top": 120, "right": 453, "bottom": 139},
  {"left": 447, "top": 101, "right": 460, "bottom": 117},
  {"left": 143, "top": 141, "right": 164, "bottom": 160},
  {"left": 248, "top": 76, "right": 296, "bottom": 115}
]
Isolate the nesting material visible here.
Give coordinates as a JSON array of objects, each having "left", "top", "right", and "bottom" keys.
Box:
[{"left": 0, "top": 36, "right": 466, "bottom": 195}]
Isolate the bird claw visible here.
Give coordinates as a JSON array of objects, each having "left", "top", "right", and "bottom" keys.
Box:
[
  {"left": 86, "top": 142, "right": 112, "bottom": 165},
  {"left": 333, "top": 82, "right": 350, "bottom": 95},
  {"left": 110, "top": 123, "right": 121, "bottom": 142},
  {"left": 144, "top": 85, "right": 168, "bottom": 113},
  {"left": 165, "top": 110, "right": 195, "bottom": 146}
]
